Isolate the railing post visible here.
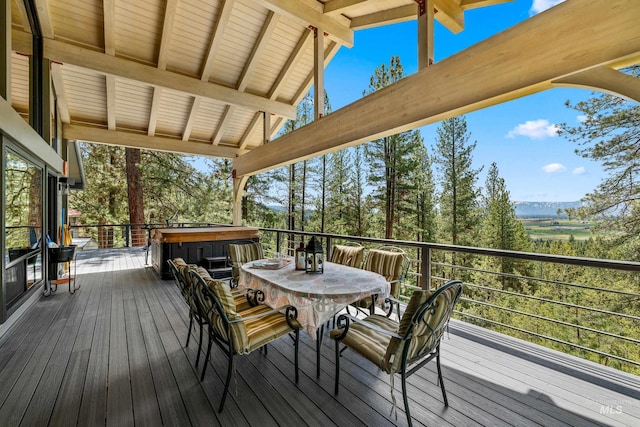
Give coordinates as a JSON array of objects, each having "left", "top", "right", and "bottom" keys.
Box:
[
  {"left": 276, "top": 231, "right": 281, "bottom": 254},
  {"left": 421, "top": 246, "right": 431, "bottom": 290},
  {"left": 326, "top": 236, "right": 332, "bottom": 260},
  {"left": 125, "top": 225, "right": 130, "bottom": 247}
]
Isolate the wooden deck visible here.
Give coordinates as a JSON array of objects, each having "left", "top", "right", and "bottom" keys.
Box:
[{"left": 0, "top": 248, "right": 638, "bottom": 427}]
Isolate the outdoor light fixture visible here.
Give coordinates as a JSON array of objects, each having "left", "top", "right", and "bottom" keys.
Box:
[{"left": 305, "top": 236, "right": 324, "bottom": 274}]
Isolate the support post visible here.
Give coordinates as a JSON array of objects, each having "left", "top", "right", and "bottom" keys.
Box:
[
  {"left": 313, "top": 26, "right": 325, "bottom": 120},
  {"left": 263, "top": 111, "right": 270, "bottom": 145},
  {"left": 0, "top": 0, "right": 10, "bottom": 102},
  {"left": 417, "top": 0, "right": 434, "bottom": 69},
  {"left": 421, "top": 246, "right": 431, "bottom": 290},
  {"left": 232, "top": 174, "right": 249, "bottom": 225}
]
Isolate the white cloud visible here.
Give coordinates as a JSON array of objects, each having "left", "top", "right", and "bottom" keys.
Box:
[
  {"left": 573, "top": 166, "right": 586, "bottom": 175},
  {"left": 507, "top": 119, "right": 559, "bottom": 140},
  {"left": 577, "top": 115, "right": 589, "bottom": 123},
  {"left": 542, "top": 163, "right": 566, "bottom": 173},
  {"left": 530, "top": 0, "right": 565, "bottom": 16}
]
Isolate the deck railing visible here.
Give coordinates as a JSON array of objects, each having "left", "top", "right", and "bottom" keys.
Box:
[{"left": 68, "top": 223, "right": 640, "bottom": 374}]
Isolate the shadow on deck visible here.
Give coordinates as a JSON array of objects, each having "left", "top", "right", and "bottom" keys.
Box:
[{"left": 0, "top": 248, "right": 638, "bottom": 426}]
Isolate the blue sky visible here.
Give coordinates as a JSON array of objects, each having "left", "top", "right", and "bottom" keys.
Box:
[{"left": 323, "top": 0, "right": 602, "bottom": 202}]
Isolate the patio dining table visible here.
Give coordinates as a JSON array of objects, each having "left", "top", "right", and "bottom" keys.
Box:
[{"left": 239, "top": 258, "right": 390, "bottom": 377}]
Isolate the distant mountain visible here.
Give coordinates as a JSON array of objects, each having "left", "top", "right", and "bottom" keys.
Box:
[{"left": 513, "top": 201, "right": 582, "bottom": 218}]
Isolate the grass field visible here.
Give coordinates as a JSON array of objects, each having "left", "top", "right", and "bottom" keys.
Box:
[{"left": 520, "top": 218, "right": 595, "bottom": 241}]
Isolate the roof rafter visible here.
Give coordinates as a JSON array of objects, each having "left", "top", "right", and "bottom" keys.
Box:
[
  {"left": 211, "top": 11, "right": 281, "bottom": 145},
  {"left": 11, "top": 30, "right": 297, "bottom": 118},
  {"left": 234, "top": 0, "right": 640, "bottom": 177}
]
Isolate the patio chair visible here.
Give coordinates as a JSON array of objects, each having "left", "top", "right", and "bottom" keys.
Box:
[
  {"left": 330, "top": 242, "right": 364, "bottom": 268},
  {"left": 353, "top": 246, "right": 410, "bottom": 317},
  {"left": 169, "top": 258, "right": 254, "bottom": 369},
  {"left": 227, "top": 241, "right": 264, "bottom": 288},
  {"left": 189, "top": 269, "right": 301, "bottom": 412},
  {"left": 331, "top": 280, "right": 464, "bottom": 427},
  {"left": 168, "top": 258, "right": 207, "bottom": 366}
]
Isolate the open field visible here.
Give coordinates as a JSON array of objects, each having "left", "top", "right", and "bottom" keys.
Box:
[{"left": 520, "top": 218, "right": 595, "bottom": 241}]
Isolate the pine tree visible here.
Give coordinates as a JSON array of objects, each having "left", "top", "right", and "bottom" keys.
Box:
[
  {"left": 560, "top": 66, "right": 640, "bottom": 257},
  {"left": 364, "top": 56, "right": 427, "bottom": 239},
  {"left": 433, "top": 116, "right": 482, "bottom": 247}
]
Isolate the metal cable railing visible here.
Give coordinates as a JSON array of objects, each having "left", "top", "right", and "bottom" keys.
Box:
[{"left": 65, "top": 223, "right": 640, "bottom": 374}]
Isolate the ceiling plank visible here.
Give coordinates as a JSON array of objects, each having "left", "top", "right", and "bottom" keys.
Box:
[
  {"left": 11, "top": 33, "right": 297, "bottom": 118},
  {"left": 157, "top": 0, "right": 178, "bottom": 70},
  {"left": 254, "top": 0, "right": 353, "bottom": 47},
  {"left": 50, "top": 63, "right": 70, "bottom": 123},
  {"left": 552, "top": 67, "right": 640, "bottom": 103},
  {"left": 234, "top": 0, "right": 640, "bottom": 177},
  {"left": 63, "top": 124, "right": 246, "bottom": 158},
  {"left": 103, "top": 0, "right": 115, "bottom": 55},
  {"left": 201, "top": 0, "right": 235, "bottom": 81}
]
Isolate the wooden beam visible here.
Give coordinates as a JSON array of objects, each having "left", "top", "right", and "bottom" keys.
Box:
[
  {"left": 270, "top": 40, "right": 340, "bottom": 138},
  {"left": 50, "top": 63, "right": 70, "bottom": 123},
  {"left": 148, "top": 87, "right": 162, "bottom": 136},
  {"left": 234, "top": 0, "right": 640, "bottom": 177},
  {"left": 323, "top": 0, "right": 367, "bottom": 15},
  {"left": 552, "top": 67, "right": 640, "bottom": 103},
  {"left": 63, "top": 124, "right": 247, "bottom": 158},
  {"left": 432, "top": 0, "right": 464, "bottom": 34},
  {"left": 103, "top": 0, "right": 115, "bottom": 55},
  {"left": 34, "top": 0, "right": 54, "bottom": 38},
  {"left": 254, "top": 0, "right": 353, "bottom": 47},
  {"left": 201, "top": 0, "right": 234, "bottom": 81},
  {"left": 350, "top": 1, "right": 464, "bottom": 32},
  {"left": 460, "top": 0, "right": 513, "bottom": 10},
  {"left": 13, "top": 0, "right": 31, "bottom": 33},
  {"left": 268, "top": 28, "right": 313, "bottom": 100},
  {"left": 182, "top": 96, "right": 201, "bottom": 141},
  {"left": 238, "top": 111, "right": 261, "bottom": 149},
  {"left": 13, "top": 33, "right": 297, "bottom": 118},
  {"left": 157, "top": 0, "right": 178, "bottom": 70},
  {"left": 212, "top": 105, "right": 234, "bottom": 145},
  {"left": 349, "top": 5, "right": 416, "bottom": 30},
  {"left": 237, "top": 11, "right": 279, "bottom": 92}
]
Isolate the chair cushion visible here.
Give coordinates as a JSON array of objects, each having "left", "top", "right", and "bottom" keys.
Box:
[
  {"left": 331, "top": 245, "right": 364, "bottom": 268},
  {"left": 238, "top": 311, "right": 294, "bottom": 354},
  {"left": 330, "top": 315, "right": 398, "bottom": 373},
  {"left": 228, "top": 242, "right": 264, "bottom": 279},
  {"left": 363, "top": 249, "right": 406, "bottom": 298}
]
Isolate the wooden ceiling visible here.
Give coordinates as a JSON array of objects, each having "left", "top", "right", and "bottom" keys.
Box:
[{"left": 9, "top": 0, "right": 507, "bottom": 159}]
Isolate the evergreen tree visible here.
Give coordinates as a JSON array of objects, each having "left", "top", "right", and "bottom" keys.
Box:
[
  {"left": 433, "top": 116, "right": 482, "bottom": 246},
  {"left": 560, "top": 66, "right": 640, "bottom": 257},
  {"left": 477, "top": 162, "right": 531, "bottom": 289},
  {"left": 364, "top": 56, "right": 426, "bottom": 239}
]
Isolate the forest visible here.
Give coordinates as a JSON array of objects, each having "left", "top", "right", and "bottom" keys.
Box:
[{"left": 69, "top": 61, "right": 640, "bottom": 374}]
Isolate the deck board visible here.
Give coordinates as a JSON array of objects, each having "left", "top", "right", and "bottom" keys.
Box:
[{"left": 0, "top": 247, "right": 638, "bottom": 427}]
